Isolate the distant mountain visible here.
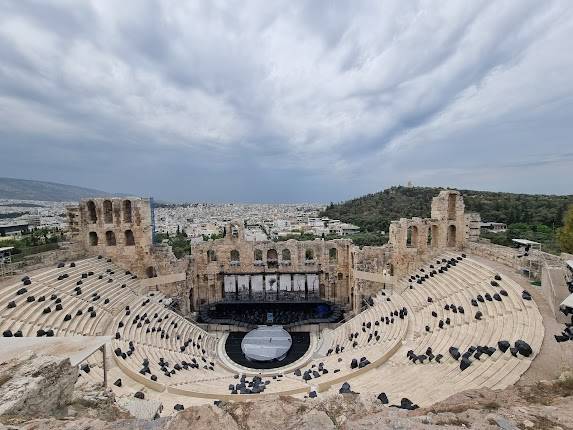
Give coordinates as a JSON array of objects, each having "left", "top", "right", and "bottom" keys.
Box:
[{"left": 0, "top": 177, "right": 112, "bottom": 202}]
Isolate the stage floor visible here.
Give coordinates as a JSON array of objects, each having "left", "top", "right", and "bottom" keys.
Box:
[
  {"left": 241, "top": 326, "right": 292, "bottom": 361},
  {"left": 225, "top": 330, "right": 310, "bottom": 370}
]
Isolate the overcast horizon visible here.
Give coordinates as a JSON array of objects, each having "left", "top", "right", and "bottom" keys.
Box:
[{"left": 1, "top": 1, "right": 573, "bottom": 203}]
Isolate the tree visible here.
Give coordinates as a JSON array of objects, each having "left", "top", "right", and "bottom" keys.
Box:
[{"left": 557, "top": 205, "right": 573, "bottom": 253}]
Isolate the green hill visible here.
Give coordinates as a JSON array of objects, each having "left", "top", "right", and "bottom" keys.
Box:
[{"left": 321, "top": 186, "right": 573, "bottom": 252}]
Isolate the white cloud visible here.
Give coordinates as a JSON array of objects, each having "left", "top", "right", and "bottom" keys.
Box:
[{"left": 0, "top": 0, "right": 571, "bottom": 200}]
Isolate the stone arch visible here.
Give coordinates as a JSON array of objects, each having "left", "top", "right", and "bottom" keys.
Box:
[
  {"left": 305, "top": 248, "right": 315, "bottom": 260},
  {"left": 448, "top": 193, "right": 457, "bottom": 220},
  {"left": 103, "top": 200, "right": 113, "bottom": 224},
  {"left": 123, "top": 200, "right": 132, "bottom": 223},
  {"left": 254, "top": 249, "right": 263, "bottom": 261},
  {"left": 406, "top": 225, "right": 418, "bottom": 248},
  {"left": 267, "top": 249, "right": 278, "bottom": 268},
  {"left": 230, "top": 223, "right": 240, "bottom": 239},
  {"left": 88, "top": 231, "right": 98, "bottom": 246},
  {"left": 329, "top": 247, "right": 337, "bottom": 262},
  {"left": 281, "top": 248, "right": 291, "bottom": 261},
  {"left": 207, "top": 249, "right": 217, "bottom": 263},
  {"left": 267, "top": 249, "right": 278, "bottom": 261},
  {"left": 146, "top": 266, "right": 157, "bottom": 278},
  {"left": 105, "top": 230, "right": 116, "bottom": 246},
  {"left": 230, "top": 249, "right": 240, "bottom": 262},
  {"left": 431, "top": 224, "right": 439, "bottom": 248},
  {"left": 87, "top": 200, "right": 97, "bottom": 223},
  {"left": 447, "top": 224, "right": 457, "bottom": 247},
  {"left": 124, "top": 229, "right": 135, "bottom": 246}
]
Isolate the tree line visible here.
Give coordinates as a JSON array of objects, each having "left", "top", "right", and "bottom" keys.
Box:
[{"left": 321, "top": 186, "right": 573, "bottom": 252}]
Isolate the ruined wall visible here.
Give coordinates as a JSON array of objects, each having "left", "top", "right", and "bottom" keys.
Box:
[
  {"left": 465, "top": 241, "right": 520, "bottom": 269},
  {"left": 344, "top": 190, "right": 474, "bottom": 312},
  {"left": 65, "top": 205, "right": 80, "bottom": 238},
  {"left": 350, "top": 246, "right": 391, "bottom": 310},
  {"left": 188, "top": 221, "right": 352, "bottom": 310},
  {"left": 75, "top": 197, "right": 157, "bottom": 278},
  {"left": 388, "top": 190, "right": 468, "bottom": 254},
  {"left": 465, "top": 212, "right": 481, "bottom": 243},
  {"left": 145, "top": 243, "right": 190, "bottom": 314},
  {"left": 68, "top": 191, "right": 483, "bottom": 317},
  {"left": 384, "top": 190, "right": 470, "bottom": 279}
]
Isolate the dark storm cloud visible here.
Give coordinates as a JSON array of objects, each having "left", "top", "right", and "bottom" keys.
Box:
[{"left": 0, "top": 0, "right": 572, "bottom": 202}]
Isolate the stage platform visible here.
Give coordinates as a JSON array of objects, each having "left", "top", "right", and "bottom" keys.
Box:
[
  {"left": 241, "top": 326, "right": 292, "bottom": 362},
  {"left": 225, "top": 330, "right": 310, "bottom": 370}
]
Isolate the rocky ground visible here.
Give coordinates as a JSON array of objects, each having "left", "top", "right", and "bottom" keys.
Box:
[{"left": 2, "top": 371, "right": 573, "bottom": 430}]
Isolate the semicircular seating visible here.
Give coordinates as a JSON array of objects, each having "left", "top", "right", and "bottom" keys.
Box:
[{"left": 0, "top": 253, "right": 545, "bottom": 407}]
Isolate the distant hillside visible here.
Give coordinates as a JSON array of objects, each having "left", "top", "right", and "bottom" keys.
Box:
[
  {"left": 321, "top": 186, "right": 573, "bottom": 233},
  {"left": 0, "top": 177, "right": 111, "bottom": 202}
]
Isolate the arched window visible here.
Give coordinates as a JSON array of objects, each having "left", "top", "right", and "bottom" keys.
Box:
[
  {"left": 105, "top": 230, "right": 116, "bottom": 246},
  {"left": 207, "top": 249, "right": 217, "bottom": 262},
  {"left": 230, "top": 250, "right": 240, "bottom": 262},
  {"left": 88, "top": 232, "right": 98, "bottom": 246},
  {"left": 305, "top": 249, "right": 314, "bottom": 261},
  {"left": 267, "top": 249, "right": 278, "bottom": 268},
  {"left": 87, "top": 201, "right": 97, "bottom": 223},
  {"left": 431, "top": 224, "right": 439, "bottom": 247},
  {"left": 125, "top": 230, "right": 135, "bottom": 246},
  {"left": 406, "top": 225, "right": 418, "bottom": 248},
  {"left": 103, "top": 200, "right": 113, "bottom": 224},
  {"left": 447, "top": 224, "right": 457, "bottom": 247},
  {"left": 448, "top": 194, "right": 457, "bottom": 220},
  {"left": 267, "top": 249, "right": 278, "bottom": 261},
  {"left": 123, "top": 200, "right": 132, "bottom": 223},
  {"left": 254, "top": 249, "right": 263, "bottom": 261},
  {"left": 281, "top": 248, "right": 291, "bottom": 261},
  {"left": 329, "top": 248, "right": 337, "bottom": 262},
  {"left": 231, "top": 224, "right": 239, "bottom": 238}
]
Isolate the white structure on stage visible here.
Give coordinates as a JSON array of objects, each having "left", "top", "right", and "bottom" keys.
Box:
[{"left": 241, "top": 325, "right": 292, "bottom": 362}]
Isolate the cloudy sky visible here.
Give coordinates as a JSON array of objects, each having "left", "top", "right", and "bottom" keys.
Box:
[{"left": 1, "top": 1, "right": 572, "bottom": 202}]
